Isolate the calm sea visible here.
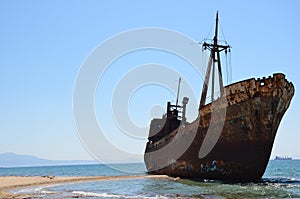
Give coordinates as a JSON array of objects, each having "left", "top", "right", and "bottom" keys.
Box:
[{"left": 1, "top": 160, "right": 299, "bottom": 199}]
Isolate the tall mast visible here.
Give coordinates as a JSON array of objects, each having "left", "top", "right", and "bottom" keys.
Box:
[{"left": 199, "top": 11, "right": 230, "bottom": 110}]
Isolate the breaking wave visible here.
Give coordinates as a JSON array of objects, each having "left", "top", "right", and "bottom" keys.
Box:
[{"left": 72, "top": 191, "right": 170, "bottom": 199}]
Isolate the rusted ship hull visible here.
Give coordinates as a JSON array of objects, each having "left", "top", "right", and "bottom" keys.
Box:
[{"left": 144, "top": 73, "right": 294, "bottom": 181}]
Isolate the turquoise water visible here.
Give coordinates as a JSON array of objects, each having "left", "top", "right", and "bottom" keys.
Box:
[{"left": 1, "top": 160, "right": 300, "bottom": 199}]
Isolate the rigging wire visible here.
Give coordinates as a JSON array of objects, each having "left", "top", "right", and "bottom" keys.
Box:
[
  {"left": 229, "top": 49, "right": 232, "bottom": 83},
  {"left": 219, "top": 22, "right": 227, "bottom": 44},
  {"left": 204, "top": 24, "right": 214, "bottom": 40},
  {"left": 201, "top": 47, "right": 209, "bottom": 80},
  {"left": 202, "top": 47, "right": 205, "bottom": 76},
  {"left": 219, "top": 21, "right": 233, "bottom": 84},
  {"left": 225, "top": 50, "right": 229, "bottom": 85}
]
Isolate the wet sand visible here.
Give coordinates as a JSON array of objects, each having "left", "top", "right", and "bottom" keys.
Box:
[{"left": 0, "top": 175, "right": 170, "bottom": 199}]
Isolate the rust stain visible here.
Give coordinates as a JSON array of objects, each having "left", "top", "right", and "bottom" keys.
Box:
[{"left": 145, "top": 73, "right": 294, "bottom": 182}]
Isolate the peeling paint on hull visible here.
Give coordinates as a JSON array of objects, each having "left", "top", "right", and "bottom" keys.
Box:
[{"left": 144, "top": 73, "right": 294, "bottom": 182}]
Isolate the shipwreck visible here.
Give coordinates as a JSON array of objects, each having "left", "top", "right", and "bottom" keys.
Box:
[{"left": 144, "top": 12, "right": 294, "bottom": 182}]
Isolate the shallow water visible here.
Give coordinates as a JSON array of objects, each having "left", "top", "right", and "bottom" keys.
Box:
[{"left": 3, "top": 160, "right": 300, "bottom": 199}]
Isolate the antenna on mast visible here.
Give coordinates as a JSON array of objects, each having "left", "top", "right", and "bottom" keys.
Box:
[{"left": 175, "top": 77, "right": 181, "bottom": 109}]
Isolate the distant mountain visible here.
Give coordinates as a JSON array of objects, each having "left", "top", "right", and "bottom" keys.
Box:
[{"left": 0, "top": 152, "right": 98, "bottom": 167}]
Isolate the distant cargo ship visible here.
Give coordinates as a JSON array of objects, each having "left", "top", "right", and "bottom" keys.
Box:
[{"left": 274, "top": 156, "right": 292, "bottom": 160}]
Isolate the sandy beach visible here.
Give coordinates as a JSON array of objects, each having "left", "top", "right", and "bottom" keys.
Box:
[{"left": 0, "top": 175, "right": 170, "bottom": 199}]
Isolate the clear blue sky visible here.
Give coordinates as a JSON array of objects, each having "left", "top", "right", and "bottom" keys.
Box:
[{"left": 0, "top": 1, "right": 299, "bottom": 161}]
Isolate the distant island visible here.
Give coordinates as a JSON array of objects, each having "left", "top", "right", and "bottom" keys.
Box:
[
  {"left": 274, "top": 156, "right": 292, "bottom": 160},
  {"left": 0, "top": 152, "right": 98, "bottom": 167}
]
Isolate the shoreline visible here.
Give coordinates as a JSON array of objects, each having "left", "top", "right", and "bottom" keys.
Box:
[{"left": 0, "top": 175, "right": 170, "bottom": 199}]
